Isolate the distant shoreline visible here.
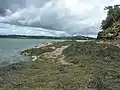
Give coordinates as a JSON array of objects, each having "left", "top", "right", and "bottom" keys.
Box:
[{"left": 0, "top": 35, "right": 96, "bottom": 40}]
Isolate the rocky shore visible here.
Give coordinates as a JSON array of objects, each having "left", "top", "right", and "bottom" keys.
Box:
[
  {"left": 21, "top": 41, "right": 76, "bottom": 64},
  {"left": 0, "top": 40, "right": 120, "bottom": 90}
]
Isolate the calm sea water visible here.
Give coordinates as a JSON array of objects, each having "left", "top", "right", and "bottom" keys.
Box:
[{"left": 0, "top": 38, "right": 61, "bottom": 67}]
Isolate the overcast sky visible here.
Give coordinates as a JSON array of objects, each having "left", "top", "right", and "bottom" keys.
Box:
[{"left": 0, "top": 0, "right": 120, "bottom": 37}]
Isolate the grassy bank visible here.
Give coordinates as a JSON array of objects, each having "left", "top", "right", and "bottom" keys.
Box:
[{"left": 0, "top": 41, "right": 120, "bottom": 90}]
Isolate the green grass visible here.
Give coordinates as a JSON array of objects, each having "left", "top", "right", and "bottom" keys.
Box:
[
  {"left": 0, "top": 41, "right": 120, "bottom": 90},
  {"left": 0, "top": 60, "right": 92, "bottom": 90}
]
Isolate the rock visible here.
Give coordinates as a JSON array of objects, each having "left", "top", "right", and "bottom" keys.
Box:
[
  {"left": 31, "top": 56, "right": 37, "bottom": 61},
  {"left": 97, "top": 23, "right": 120, "bottom": 40}
]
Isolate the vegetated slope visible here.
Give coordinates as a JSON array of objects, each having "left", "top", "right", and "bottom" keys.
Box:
[
  {"left": 97, "top": 5, "right": 120, "bottom": 40},
  {"left": 63, "top": 41, "right": 120, "bottom": 90}
]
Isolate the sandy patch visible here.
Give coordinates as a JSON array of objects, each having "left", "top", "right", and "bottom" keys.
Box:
[{"left": 42, "top": 45, "right": 71, "bottom": 65}]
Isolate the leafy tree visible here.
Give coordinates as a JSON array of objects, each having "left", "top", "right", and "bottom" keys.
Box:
[{"left": 101, "top": 5, "right": 120, "bottom": 30}]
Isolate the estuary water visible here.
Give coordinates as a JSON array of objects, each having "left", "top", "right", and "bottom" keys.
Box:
[{"left": 0, "top": 38, "right": 60, "bottom": 66}]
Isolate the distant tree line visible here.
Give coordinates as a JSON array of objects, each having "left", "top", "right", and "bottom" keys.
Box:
[{"left": 0, "top": 35, "right": 95, "bottom": 40}]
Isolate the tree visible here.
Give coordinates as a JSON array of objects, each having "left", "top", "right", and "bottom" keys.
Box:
[{"left": 101, "top": 5, "right": 120, "bottom": 30}]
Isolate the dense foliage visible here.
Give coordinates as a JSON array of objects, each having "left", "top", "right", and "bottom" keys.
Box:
[{"left": 101, "top": 5, "right": 120, "bottom": 30}]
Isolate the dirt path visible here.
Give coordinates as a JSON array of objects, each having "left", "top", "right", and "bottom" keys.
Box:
[{"left": 41, "top": 45, "right": 72, "bottom": 65}]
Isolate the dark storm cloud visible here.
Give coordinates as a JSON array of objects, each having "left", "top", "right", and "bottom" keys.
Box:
[{"left": 0, "top": 0, "right": 120, "bottom": 37}]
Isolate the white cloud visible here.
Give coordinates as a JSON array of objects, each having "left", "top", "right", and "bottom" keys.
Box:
[{"left": 0, "top": 0, "right": 120, "bottom": 37}]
